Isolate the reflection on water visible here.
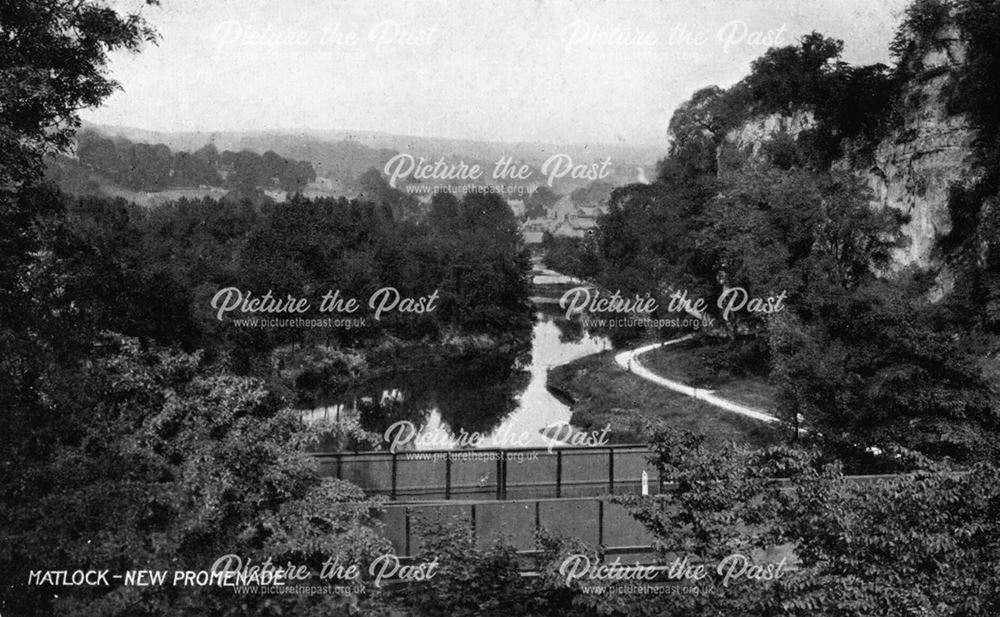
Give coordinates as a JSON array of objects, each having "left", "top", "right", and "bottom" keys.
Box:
[
  {"left": 532, "top": 266, "right": 584, "bottom": 287},
  {"left": 308, "top": 269, "right": 613, "bottom": 450},
  {"left": 479, "top": 307, "right": 611, "bottom": 447}
]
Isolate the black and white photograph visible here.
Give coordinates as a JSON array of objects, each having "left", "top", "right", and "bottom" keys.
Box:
[{"left": 3, "top": 0, "right": 1000, "bottom": 615}]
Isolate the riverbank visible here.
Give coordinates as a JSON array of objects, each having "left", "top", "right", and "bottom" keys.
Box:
[
  {"left": 639, "top": 339, "right": 778, "bottom": 413},
  {"left": 548, "top": 350, "right": 780, "bottom": 448},
  {"left": 274, "top": 327, "right": 532, "bottom": 407}
]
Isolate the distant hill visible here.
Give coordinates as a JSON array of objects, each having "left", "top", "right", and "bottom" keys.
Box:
[
  {"left": 45, "top": 128, "right": 320, "bottom": 205},
  {"left": 83, "top": 123, "right": 665, "bottom": 194}
]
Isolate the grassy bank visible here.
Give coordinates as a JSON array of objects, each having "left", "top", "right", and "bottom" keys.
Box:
[
  {"left": 549, "top": 350, "right": 781, "bottom": 449},
  {"left": 640, "top": 340, "right": 778, "bottom": 412}
]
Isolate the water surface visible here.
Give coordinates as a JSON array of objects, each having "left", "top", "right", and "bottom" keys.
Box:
[{"left": 307, "top": 266, "right": 611, "bottom": 450}]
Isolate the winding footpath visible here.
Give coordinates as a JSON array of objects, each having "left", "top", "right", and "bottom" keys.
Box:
[{"left": 613, "top": 337, "right": 781, "bottom": 425}]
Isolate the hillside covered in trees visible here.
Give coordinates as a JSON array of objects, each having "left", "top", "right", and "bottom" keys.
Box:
[
  {"left": 55, "top": 129, "right": 317, "bottom": 193},
  {"left": 548, "top": 0, "right": 1000, "bottom": 470}
]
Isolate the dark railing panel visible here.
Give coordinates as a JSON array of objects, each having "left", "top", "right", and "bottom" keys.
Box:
[
  {"left": 558, "top": 449, "right": 610, "bottom": 497},
  {"left": 378, "top": 507, "right": 408, "bottom": 554},
  {"left": 601, "top": 502, "right": 653, "bottom": 548},
  {"left": 504, "top": 453, "right": 559, "bottom": 500},
  {"left": 474, "top": 502, "right": 537, "bottom": 550},
  {"left": 339, "top": 455, "right": 393, "bottom": 492},
  {"left": 447, "top": 456, "right": 497, "bottom": 497},
  {"left": 395, "top": 456, "right": 440, "bottom": 497},
  {"left": 397, "top": 503, "right": 473, "bottom": 556},
  {"left": 613, "top": 450, "right": 651, "bottom": 487},
  {"left": 314, "top": 455, "right": 339, "bottom": 478},
  {"left": 539, "top": 499, "right": 601, "bottom": 547}
]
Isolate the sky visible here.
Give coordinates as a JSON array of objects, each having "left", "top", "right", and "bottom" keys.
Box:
[{"left": 83, "top": 0, "right": 911, "bottom": 146}]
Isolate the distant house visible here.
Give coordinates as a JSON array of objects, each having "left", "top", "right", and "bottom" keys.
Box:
[
  {"left": 550, "top": 215, "right": 599, "bottom": 239},
  {"left": 549, "top": 195, "right": 577, "bottom": 220},
  {"left": 521, "top": 219, "right": 550, "bottom": 244},
  {"left": 568, "top": 216, "right": 598, "bottom": 231},
  {"left": 552, "top": 220, "right": 585, "bottom": 239},
  {"left": 523, "top": 230, "right": 545, "bottom": 244},
  {"left": 576, "top": 205, "right": 604, "bottom": 218}
]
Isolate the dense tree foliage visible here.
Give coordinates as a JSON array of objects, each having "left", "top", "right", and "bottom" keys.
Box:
[
  {"left": 657, "top": 32, "right": 901, "bottom": 177},
  {"left": 541, "top": 235, "right": 600, "bottom": 280},
  {"left": 370, "top": 426, "right": 1000, "bottom": 616},
  {"left": 4, "top": 335, "right": 390, "bottom": 616},
  {"left": 73, "top": 131, "right": 317, "bottom": 192},
  {"left": 569, "top": 181, "right": 613, "bottom": 209},
  {"left": 610, "top": 427, "right": 1000, "bottom": 616},
  {"left": 36, "top": 185, "right": 532, "bottom": 400},
  {"left": 0, "top": 0, "right": 158, "bottom": 190},
  {"left": 0, "top": 2, "right": 533, "bottom": 615},
  {"left": 546, "top": 24, "right": 999, "bottom": 468},
  {"left": 357, "top": 167, "right": 424, "bottom": 221}
]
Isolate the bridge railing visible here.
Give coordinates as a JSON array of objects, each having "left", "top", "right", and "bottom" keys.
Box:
[{"left": 312, "top": 444, "right": 659, "bottom": 501}]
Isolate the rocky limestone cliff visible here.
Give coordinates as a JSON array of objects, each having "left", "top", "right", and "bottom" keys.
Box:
[
  {"left": 866, "top": 23, "right": 983, "bottom": 271},
  {"left": 723, "top": 110, "right": 816, "bottom": 159},
  {"left": 721, "top": 24, "right": 985, "bottom": 277}
]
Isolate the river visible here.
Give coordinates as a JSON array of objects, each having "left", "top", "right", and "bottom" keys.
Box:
[{"left": 306, "top": 264, "right": 612, "bottom": 450}]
